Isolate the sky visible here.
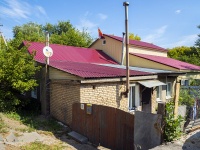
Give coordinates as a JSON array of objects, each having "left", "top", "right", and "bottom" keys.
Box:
[{"left": 0, "top": 0, "right": 200, "bottom": 49}]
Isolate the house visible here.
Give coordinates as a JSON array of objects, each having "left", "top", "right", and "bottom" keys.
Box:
[
  {"left": 90, "top": 34, "right": 200, "bottom": 79},
  {"left": 22, "top": 41, "right": 165, "bottom": 126},
  {"left": 89, "top": 34, "right": 200, "bottom": 115}
]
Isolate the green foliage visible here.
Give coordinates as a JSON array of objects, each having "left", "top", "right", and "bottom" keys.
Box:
[
  {"left": 4, "top": 111, "right": 62, "bottom": 133},
  {"left": 10, "top": 21, "right": 93, "bottom": 48},
  {"left": 0, "top": 115, "right": 8, "bottom": 133},
  {"left": 21, "top": 141, "right": 65, "bottom": 150},
  {"left": 129, "top": 33, "right": 141, "bottom": 41},
  {"left": 164, "top": 101, "right": 183, "bottom": 142},
  {"left": 179, "top": 89, "right": 196, "bottom": 107},
  {"left": 167, "top": 46, "right": 200, "bottom": 66},
  {"left": 0, "top": 46, "right": 40, "bottom": 112}
]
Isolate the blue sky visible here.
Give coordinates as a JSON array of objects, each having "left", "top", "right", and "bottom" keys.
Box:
[{"left": 0, "top": 0, "right": 200, "bottom": 49}]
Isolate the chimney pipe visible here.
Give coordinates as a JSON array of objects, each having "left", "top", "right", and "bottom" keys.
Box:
[
  {"left": 123, "top": 1, "right": 130, "bottom": 97},
  {"left": 121, "top": 32, "right": 126, "bottom": 65}
]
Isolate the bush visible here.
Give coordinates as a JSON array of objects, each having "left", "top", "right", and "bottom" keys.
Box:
[{"left": 164, "top": 100, "right": 184, "bottom": 142}]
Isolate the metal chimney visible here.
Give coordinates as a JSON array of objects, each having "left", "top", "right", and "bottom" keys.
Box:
[{"left": 123, "top": 1, "right": 130, "bottom": 97}]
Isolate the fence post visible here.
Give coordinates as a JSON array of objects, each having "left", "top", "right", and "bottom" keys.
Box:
[
  {"left": 157, "top": 102, "right": 166, "bottom": 143},
  {"left": 174, "top": 82, "right": 180, "bottom": 118}
]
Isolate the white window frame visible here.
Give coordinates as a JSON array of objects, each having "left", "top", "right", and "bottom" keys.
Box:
[
  {"left": 129, "top": 84, "right": 140, "bottom": 110},
  {"left": 166, "top": 82, "right": 172, "bottom": 99},
  {"left": 156, "top": 85, "right": 162, "bottom": 102}
]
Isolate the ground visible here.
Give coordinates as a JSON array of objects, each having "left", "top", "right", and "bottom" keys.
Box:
[
  {"left": 151, "top": 128, "right": 200, "bottom": 150},
  {"left": 0, "top": 113, "right": 107, "bottom": 150},
  {"left": 1, "top": 112, "right": 200, "bottom": 150}
]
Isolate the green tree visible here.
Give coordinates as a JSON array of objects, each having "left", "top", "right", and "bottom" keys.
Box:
[
  {"left": 167, "top": 46, "right": 200, "bottom": 66},
  {"left": 129, "top": 33, "right": 141, "bottom": 41},
  {"left": 10, "top": 21, "right": 93, "bottom": 48},
  {"left": 0, "top": 45, "right": 40, "bottom": 112}
]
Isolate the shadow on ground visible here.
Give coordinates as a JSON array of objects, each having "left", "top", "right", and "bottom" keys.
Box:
[{"left": 182, "top": 131, "right": 200, "bottom": 150}]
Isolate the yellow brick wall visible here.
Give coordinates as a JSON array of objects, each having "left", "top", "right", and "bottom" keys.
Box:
[
  {"left": 50, "top": 80, "right": 80, "bottom": 126},
  {"left": 80, "top": 82, "right": 128, "bottom": 112}
]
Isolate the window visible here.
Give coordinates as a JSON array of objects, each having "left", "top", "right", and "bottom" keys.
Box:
[
  {"left": 166, "top": 82, "right": 172, "bottom": 99},
  {"left": 129, "top": 84, "right": 140, "bottom": 110},
  {"left": 102, "top": 40, "right": 106, "bottom": 45},
  {"left": 156, "top": 86, "right": 162, "bottom": 101},
  {"left": 31, "top": 88, "right": 37, "bottom": 99}
]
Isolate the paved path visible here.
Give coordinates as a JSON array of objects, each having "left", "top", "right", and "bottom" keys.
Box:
[{"left": 151, "top": 129, "right": 200, "bottom": 150}]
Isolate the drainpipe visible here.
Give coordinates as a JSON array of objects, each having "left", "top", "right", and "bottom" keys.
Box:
[
  {"left": 123, "top": 1, "right": 130, "bottom": 97},
  {"left": 121, "top": 32, "right": 126, "bottom": 65}
]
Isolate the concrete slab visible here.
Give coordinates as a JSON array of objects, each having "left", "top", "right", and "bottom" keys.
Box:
[
  {"left": 68, "top": 131, "right": 88, "bottom": 144},
  {"left": 17, "top": 132, "right": 43, "bottom": 143},
  {"left": 5, "top": 132, "right": 18, "bottom": 142}
]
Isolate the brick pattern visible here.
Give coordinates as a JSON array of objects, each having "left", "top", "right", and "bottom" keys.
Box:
[
  {"left": 80, "top": 83, "right": 128, "bottom": 112},
  {"left": 50, "top": 80, "right": 80, "bottom": 126}
]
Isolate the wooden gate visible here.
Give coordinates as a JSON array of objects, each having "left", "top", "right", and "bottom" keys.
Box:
[{"left": 72, "top": 103, "right": 134, "bottom": 150}]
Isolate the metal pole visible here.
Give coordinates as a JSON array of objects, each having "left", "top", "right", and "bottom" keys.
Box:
[
  {"left": 45, "top": 31, "right": 50, "bottom": 115},
  {"left": 121, "top": 32, "right": 126, "bottom": 65},
  {"left": 123, "top": 1, "right": 130, "bottom": 96}
]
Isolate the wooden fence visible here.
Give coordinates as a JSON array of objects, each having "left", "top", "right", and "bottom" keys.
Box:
[{"left": 72, "top": 103, "right": 134, "bottom": 150}]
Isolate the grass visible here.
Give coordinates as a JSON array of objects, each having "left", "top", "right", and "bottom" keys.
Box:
[
  {"left": 0, "top": 115, "right": 8, "bottom": 133},
  {"left": 4, "top": 111, "right": 63, "bottom": 133},
  {"left": 21, "top": 141, "right": 66, "bottom": 150}
]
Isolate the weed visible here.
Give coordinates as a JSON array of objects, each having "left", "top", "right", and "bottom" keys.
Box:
[
  {"left": 21, "top": 141, "right": 66, "bottom": 150},
  {"left": 0, "top": 115, "right": 8, "bottom": 133}
]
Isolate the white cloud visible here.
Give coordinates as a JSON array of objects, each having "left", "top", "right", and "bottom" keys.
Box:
[
  {"left": 0, "top": 0, "right": 30, "bottom": 19},
  {"left": 143, "top": 25, "right": 168, "bottom": 43},
  {"left": 162, "top": 34, "right": 198, "bottom": 48},
  {"left": 0, "top": 0, "right": 47, "bottom": 21},
  {"left": 98, "top": 13, "right": 108, "bottom": 20},
  {"left": 76, "top": 11, "right": 98, "bottom": 36},
  {"left": 35, "top": 6, "right": 47, "bottom": 16},
  {"left": 175, "top": 9, "right": 181, "bottom": 14}
]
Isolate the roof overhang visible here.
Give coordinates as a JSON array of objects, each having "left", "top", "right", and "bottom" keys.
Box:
[
  {"left": 138, "top": 80, "right": 166, "bottom": 88},
  {"left": 81, "top": 75, "right": 157, "bottom": 83}
]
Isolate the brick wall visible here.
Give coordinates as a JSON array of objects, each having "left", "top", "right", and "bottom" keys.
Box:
[
  {"left": 80, "top": 82, "right": 128, "bottom": 112},
  {"left": 50, "top": 80, "right": 80, "bottom": 126}
]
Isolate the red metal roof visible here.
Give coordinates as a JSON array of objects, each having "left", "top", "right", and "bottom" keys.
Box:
[
  {"left": 131, "top": 53, "right": 200, "bottom": 71},
  {"left": 104, "top": 34, "right": 167, "bottom": 52},
  {"left": 23, "top": 41, "right": 153, "bottom": 78},
  {"left": 37, "top": 60, "right": 153, "bottom": 78},
  {"left": 23, "top": 41, "right": 118, "bottom": 64}
]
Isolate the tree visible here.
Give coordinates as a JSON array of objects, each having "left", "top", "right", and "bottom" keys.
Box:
[
  {"left": 0, "top": 45, "right": 40, "bottom": 112},
  {"left": 167, "top": 46, "right": 200, "bottom": 66},
  {"left": 129, "top": 33, "right": 141, "bottom": 41},
  {"left": 195, "top": 25, "right": 200, "bottom": 48},
  {"left": 11, "top": 21, "right": 93, "bottom": 48}
]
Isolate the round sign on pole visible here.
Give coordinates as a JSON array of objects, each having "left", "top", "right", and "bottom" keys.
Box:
[{"left": 43, "top": 46, "right": 53, "bottom": 57}]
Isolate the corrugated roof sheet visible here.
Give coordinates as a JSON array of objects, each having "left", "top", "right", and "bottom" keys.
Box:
[
  {"left": 104, "top": 34, "right": 167, "bottom": 52},
  {"left": 37, "top": 60, "right": 153, "bottom": 78},
  {"left": 131, "top": 53, "right": 200, "bottom": 71},
  {"left": 23, "top": 41, "right": 154, "bottom": 78},
  {"left": 23, "top": 41, "right": 118, "bottom": 64},
  {"left": 98, "top": 64, "right": 174, "bottom": 73}
]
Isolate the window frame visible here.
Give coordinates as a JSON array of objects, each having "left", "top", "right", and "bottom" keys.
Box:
[
  {"left": 166, "top": 82, "right": 172, "bottom": 99},
  {"left": 128, "top": 84, "right": 140, "bottom": 110},
  {"left": 156, "top": 85, "right": 162, "bottom": 101}
]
